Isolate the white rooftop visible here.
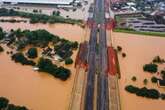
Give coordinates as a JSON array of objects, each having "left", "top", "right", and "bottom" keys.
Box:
[{"left": 1, "top": 0, "right": 74, "bottom": 5}]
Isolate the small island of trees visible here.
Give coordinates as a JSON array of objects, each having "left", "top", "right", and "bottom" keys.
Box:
[
  {"left": 37, "top": 58, "right": 71, "bottom": 80},
  {"left": 126, "top": 56, "right": 165, "bottom": 100},
  {"left": 0, "top": 27, "right": 78, "bottom": 81},
  {"left": 125, "top": 85, "right": 161, "bottom": 99}
]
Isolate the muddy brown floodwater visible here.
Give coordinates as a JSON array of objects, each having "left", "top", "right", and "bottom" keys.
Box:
[
  {"left": 0, "top": 19, "right": 85, "bottom": 110},
  {"left": 0, "top": 17, "right": 85, "bottom": 43},
  {"left": 112, "top": 32, "right": 165, "bottom": 110}
]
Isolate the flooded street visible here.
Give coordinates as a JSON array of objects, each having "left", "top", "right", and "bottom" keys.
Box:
[
  {"left": 0, "top": 21, "right": 84, "bottom": 110},
  {"left": 112, "top": 32, "right": 165, "bottom": 110}
]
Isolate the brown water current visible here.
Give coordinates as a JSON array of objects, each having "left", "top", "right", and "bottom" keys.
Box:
[
  {"left": 112, "top": 32, "right": 165, "bottom": 110},
  {"left": 0, "top": 20, "right": 84, "bottom": 110}
]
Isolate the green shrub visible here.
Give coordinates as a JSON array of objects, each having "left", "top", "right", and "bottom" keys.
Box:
[
  {"left": 151, "top": 76, "right": 158, "bottom": 83},
  {"left": 143, "top": 63, "right": 158, "bottom": 73},
  {"left": 122, "top": 53, "right": 126, "bottom": 57},
  {"left": 37, "top": 58, "right": 71, "bottom": 80},
  {"left": 125, "top": 85, "right": 160, "bottom": 99},
  {"left": 7, "top": 104, "right": 28, "bottom": 110},
  {"left": 153, "top": 56, "right": 165, "bottom": 63},
  {"left": 0, "top": 97, "right": 28, "bottom": 110},
  {"left": 27, "top": 47, "right": 38, "bottom": 58},
  {"left": 0, "top": 97, "right": 9, "bottom": 109},
  {"left": 11, "top": 52, "right": 36, "bottom": 66},
  {"left": 143, "top": 79, "right": 148, "bottom": 85},
  {"left": 65, "top": 58, "right": 73, "bottom": 65},
  {"left": 131, "top": 76, "right": 137, "bottom": 82},
  {"left": 117, "top": 46, "right": 122, "bottom": 52},
  {"left": 125, "top": 85, "right": 139, "bottom": 93}
]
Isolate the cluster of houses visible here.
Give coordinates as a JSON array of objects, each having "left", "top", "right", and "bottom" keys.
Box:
[
  {"left": 112, "top": 0, "right": 165, "bottom": 32},
  {"left": 125, "top": 18, "right": 165, "bottom": 32},
  {"left": 111, "top": 0, "right": 165, "bottom": 16}
]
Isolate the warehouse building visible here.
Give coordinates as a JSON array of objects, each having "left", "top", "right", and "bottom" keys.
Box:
[{"left": 0, "top": 0, "right": 75, "bottom": 5}]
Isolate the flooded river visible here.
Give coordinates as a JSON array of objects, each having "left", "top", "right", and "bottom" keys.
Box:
[
  {"left": 0, "top": 20, "right": 84, "bottom": 110},
  {"left": 112, "top": 32, "right": 165, "bottom": 110}
]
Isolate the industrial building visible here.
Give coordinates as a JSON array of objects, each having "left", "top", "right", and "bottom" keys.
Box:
[{"left": 0, "top": 0, "right": 74, "bottom": 5}]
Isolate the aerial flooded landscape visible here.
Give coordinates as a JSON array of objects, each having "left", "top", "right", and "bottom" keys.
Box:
[{"left": 0, "top": 0, "right": 165, "bottom": 110}]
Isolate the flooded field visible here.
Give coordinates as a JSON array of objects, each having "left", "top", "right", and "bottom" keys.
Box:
[
  {"left": 0, "top": 20, "right": 85, "bottom": 43},
  {"left": 112, "top": 32, "right": 165, "bottom": 110},
  {"left": 0, "top": 20, "right": 84, "bottom": 110}
]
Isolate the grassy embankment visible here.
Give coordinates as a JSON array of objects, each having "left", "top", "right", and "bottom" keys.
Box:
[{"left": 114, "top": 28, "right": 165, "bottom": 37}]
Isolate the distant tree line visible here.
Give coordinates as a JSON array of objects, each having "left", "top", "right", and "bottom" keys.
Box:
[
  {"left": 0, "top": 8, "right": 82, "bottom": 25},
  {"left": 0, "top": 19, "right": 27, "bottom": 23}
]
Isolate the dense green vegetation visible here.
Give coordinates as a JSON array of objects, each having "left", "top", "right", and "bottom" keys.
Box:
[
  {"left": 0, "top": 97, "right": 28, "bottom": 110},
  {"left": 52, "top": 10, "right": 60, "bottom": 16},
  {"left": 14, "top": 29, "right": 55, "bottom": 49},
  {"left": 27, "top": 47, "right": 38, "bottom": 59},
  {"left": 125, "top": 85, "right": 160, "bottom": 99},
  {"left": 151, "top": 76, "right": 158, "bottom": 83},
  {"left": 0, "top": 97, "right": 9, "bottom": 109},
  {"left": 0, "top": 45, "right": 4, "bottom": 52},
  {"left": 0, "top": 27, "right": 77, "bottom": 80},
  {"left": 10, "top": 29, "right": 78, "bottom": 60},
  {"left": 65, "top": 57, "right": 73, "bottom": 65},
  {"left": 0, "top": 8, "right": 82, "bottom": 25},
  {"left": 54, "top": 40, "right": 78, "bottom": 59},
  {"left": 143, "top": 63, "right": 158, "bottom": 73},
  {"left": 11, "top": 52, "right": 36, "bottom": 66},
  {"left": 114, "top": 28, "right": 165, "bottom": 37},
  {"left": 37, "top": 58, "right": 71, "bottom": 80}
]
